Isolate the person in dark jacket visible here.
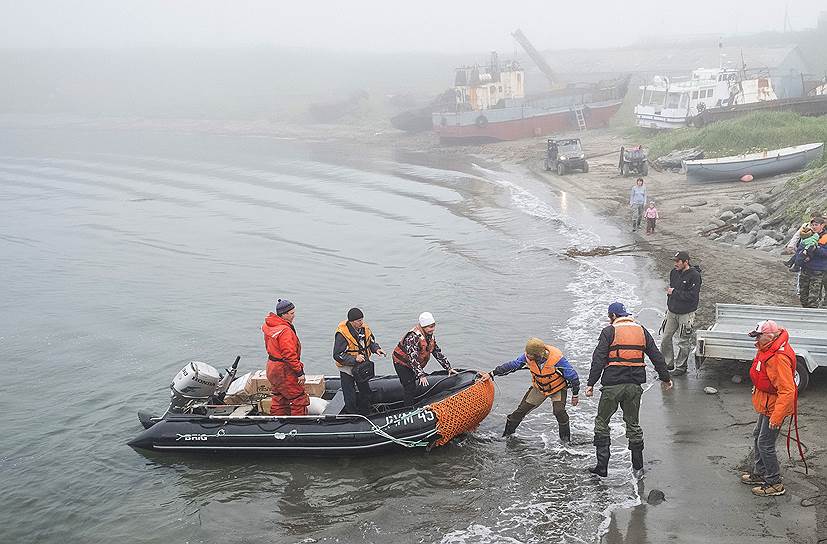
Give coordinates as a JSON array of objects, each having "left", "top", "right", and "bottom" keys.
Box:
[
  {"left": 797, "top": 216, "right": 827, "bottom": 308},
  {"left": 333, "top": 307, "right": 386, "bottom": 415},
  {"left": 586, "top": 302, "right": 672, "bottom": 477},
  {"left": 482, "top": 338, "right": 580, "bottom": 442},
  {"left": 660, "top": 250, "right": 702, "bottom": 376}
]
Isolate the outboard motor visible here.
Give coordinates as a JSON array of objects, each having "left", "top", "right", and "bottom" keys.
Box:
[{"left": 169, "top": 361, "right": 221, "bottom": 413}]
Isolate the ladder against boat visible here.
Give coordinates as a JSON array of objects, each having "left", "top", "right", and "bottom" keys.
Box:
[{"left": 573, "top": 105, "right": 587, "bottom": 131}]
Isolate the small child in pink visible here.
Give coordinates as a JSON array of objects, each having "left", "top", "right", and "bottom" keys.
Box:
[{"left": 645, "top": 201, "right": 659, "bottom": 234}]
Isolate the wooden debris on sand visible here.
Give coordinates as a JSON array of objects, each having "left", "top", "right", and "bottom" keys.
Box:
[{"left": 565, "top": 243, "right": 645, "bottom": 258}]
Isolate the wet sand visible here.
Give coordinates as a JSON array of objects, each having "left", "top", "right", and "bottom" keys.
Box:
[{"left": 471, "top": 128, "right": 827, "bottom": 544}]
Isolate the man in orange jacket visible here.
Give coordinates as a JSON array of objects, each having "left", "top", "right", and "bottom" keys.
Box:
[
  {"left": 263, "top": 298, "right": 309, "bottom": 416},
  {"left": 741, "top": 320, "right": 797, "bottom": 497}
]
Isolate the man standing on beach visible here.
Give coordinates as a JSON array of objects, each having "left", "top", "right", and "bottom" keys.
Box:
[
  {"left": 586, "top": 302, "right": 672, "bottom": 477},
  {"left": 797, "top": 216, "right": 827, "bottom": 308},
  {"left": 661, "top": 251, "right": 701, "bottom": 376},
  {"left": 629, "top": 178, "right": 647, "bottom": 232}
]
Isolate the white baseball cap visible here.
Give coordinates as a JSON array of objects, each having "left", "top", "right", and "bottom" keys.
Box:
[{"left": 418, "top": 312, "right": 436, "bottom": 327}]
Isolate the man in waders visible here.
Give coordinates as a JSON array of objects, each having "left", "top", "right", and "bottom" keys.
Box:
[
  {"left": 482, "top": 338, "right": 580, "bottom": 442},
  {"left": 586, "top": 302, "right": 672, "bottom": 476}
]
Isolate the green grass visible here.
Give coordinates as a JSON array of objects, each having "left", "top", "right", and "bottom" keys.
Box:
[
  {"left": 631, "top": 112, "right": 827, "bottom": 167},
  {"left": 782, "top": 164, "right": 827, "bottom": 223}
]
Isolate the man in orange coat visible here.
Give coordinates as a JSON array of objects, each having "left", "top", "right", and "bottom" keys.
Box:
[
  {"left": 263, "top": 298, "right": 309, "bottom": 416},
  {"left": 741, "top": 320, "right": 797, "bottom": 497}
]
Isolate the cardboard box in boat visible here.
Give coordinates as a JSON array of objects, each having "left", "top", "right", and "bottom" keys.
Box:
[
  {"left": 303, "top": 375, "right": 325, "bottom": 398},
  {"left": 225, "top": 372, "right": 325, "bottom": 404},
  {"left": 223, "top": 370, "right": 272, "bottom": 404}
]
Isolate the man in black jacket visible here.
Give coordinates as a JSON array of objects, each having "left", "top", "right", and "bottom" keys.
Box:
[
  {"left": 333, "top": 308, "right": 386, "bottom": 415},
  {"left": 660, "top": 251, "right": 702, "bottom": 376},
  {"left": 586, "top": 302, "right": 672, "bottom": 477}
]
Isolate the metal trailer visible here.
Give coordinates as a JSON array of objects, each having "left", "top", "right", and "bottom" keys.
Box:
[{"left": 695, "top": 303, "right": 827, "bottom": 391}]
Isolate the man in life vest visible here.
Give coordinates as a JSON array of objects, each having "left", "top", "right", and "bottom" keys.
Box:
[
  {"left": 263, "top": 298, "right": 310, "bottom": 416},
  {"left": 586, "top": 302, "right": 672, "bottom": 477},
  {"left": 483, "top": 338, "right": 580, "bottom": 442},
  {"left": 741, "top": 320, "right": 797, "bottom": 497},
  {"left": 333, "top": 307, "right": 386, "bottom": 415},
  {"left": 392, "top": 312, "right": 457, "bottom": 407}
]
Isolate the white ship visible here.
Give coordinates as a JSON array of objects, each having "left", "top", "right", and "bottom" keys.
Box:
[{"left": 634, "top": 67, "right": 777, "bottom": 129}]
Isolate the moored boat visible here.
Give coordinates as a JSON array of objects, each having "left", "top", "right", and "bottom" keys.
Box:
[
  {"left": 129, "top": 363, "right": 494, "bottom": 455},
  {"left": 683, "top": 142, "right": 824, "bottom": 182},
  {"left": 432, "top": 52, "right": 628, "bottom": 144}
]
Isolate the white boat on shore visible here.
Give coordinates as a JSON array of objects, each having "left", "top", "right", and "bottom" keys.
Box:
[
  {"left": 683, "top": 142, "right": 824, "bottom": 182},
  {"left": 635, "top": 67, "right": 777, "bottom": 129}
]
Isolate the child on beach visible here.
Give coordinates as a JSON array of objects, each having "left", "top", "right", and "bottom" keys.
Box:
[
  {"left": 644, "top": 201, "right": 659, "bottom": 234},
  {"left": 786, "top": 224, "right": 820, "bottom": 272}
]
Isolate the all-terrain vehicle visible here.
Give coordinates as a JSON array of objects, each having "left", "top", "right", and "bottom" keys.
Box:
[
  {"left": 618, "top": 145, "right": 649, "bottom": 176},
  {"left": 544, "top": 138, "right": 589, "bottom": 175}
]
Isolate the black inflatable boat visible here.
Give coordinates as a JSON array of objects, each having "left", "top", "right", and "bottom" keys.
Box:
[{"left": 129, "top": 369, "right": 493, "bottom": 455}]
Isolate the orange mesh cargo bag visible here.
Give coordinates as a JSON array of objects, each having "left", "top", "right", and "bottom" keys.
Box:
[{"left": 427, "top": 379, "right": 494, "bottom": 447}]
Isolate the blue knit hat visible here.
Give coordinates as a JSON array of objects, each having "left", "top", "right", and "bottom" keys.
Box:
[
  {"left": 275, "top": 299, "right": 295, "bottom": 316},
  {"left": 607, "top": 302, "right": 631, "bottom": 317}
]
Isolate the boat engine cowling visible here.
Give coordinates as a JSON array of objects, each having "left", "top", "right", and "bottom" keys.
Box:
[{"left": 169, "top": 361, "right": 221, "bottom": 411}]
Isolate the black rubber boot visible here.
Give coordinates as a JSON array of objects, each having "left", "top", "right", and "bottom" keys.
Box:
[
  {"left": 589, "top": 442, "right": 610, "bottom": 477},
  {"left": 502, "top": 417, "right": 520, "bottom": 437},
  {"left": 630, "top": 443, "right": 644, "bottom": 471},
  {"left": 558, "top": 422, "right": 571, "bottom": 443}
]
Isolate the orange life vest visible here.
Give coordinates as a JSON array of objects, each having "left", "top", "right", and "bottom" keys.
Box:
[
  {"left": 334, "top": 321, "right": 375, "bottom": 368},
  {"left": 526, "top": 344, "right": 568, "bottom": 396},
  {"left": 392, "top": 326, "right": 435, "bottom": 369},
  {"left": 607, "top": 317, "right": 646, "bottom": 367}
]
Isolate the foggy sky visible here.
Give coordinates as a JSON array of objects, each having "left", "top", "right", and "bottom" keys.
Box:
[{"left": 1, "top": 0, "right": 825, "bottom": 52}]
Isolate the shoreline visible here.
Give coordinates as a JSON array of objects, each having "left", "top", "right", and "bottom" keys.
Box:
[
  {"left": 398, "top": 125, "right": 826, "bottom": 543},
  {"left": 3, "top": 115, "right": 824, "bottom": 542}
]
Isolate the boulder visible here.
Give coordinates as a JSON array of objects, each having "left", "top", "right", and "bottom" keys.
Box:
[
  {"left": 741, "top": 213, "right": 761, "bottom": 232},
  {"left": 647, "top": 489, "right": 666, "bottom": 505},
  {"left": 707, "top": 219, "right": 726, "bottom": 229},
  {"left": 757, "top": 229, "right": 783, "bottom": 241},
  {"left": 678, "top": 205, "right": 693, "bottom": 213},
  {"left": 719, "top": 211, "right": 736, "bottom": 222},
  {"left": 688, "top": 199, "right": 708, "bottom": 207},
  {"left": 722, "top": 204, "right": 744, "bottom": 214},
  {"left": 743, "top": 203, "right": 768, "bottom": 217},
  {"left": 719, "top": 232, "right": 738, "bottom": 243},
  {"left": 753, "top": 236, "right": 778, "bottom": 249},
  {"left": 734, "top": 232, "right": 757, "bottom": 246}
]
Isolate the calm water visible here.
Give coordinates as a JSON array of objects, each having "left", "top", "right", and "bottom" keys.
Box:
[{"left": 0, "top": 127, "right": 662, "bottom": 543}]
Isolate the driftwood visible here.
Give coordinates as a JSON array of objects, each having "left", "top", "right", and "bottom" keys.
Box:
[{"left": 565, "top": 243, "right": 645, "bottom": 257}]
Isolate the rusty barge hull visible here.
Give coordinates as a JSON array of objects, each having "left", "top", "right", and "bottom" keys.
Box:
[{"left": 434, "top": 99, "right": 623, "bottom": 144}]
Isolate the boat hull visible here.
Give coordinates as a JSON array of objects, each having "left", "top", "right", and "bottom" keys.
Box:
[
  {"left": 129, "top": 371, "right": 494, "bottom": 456},
  {"left": 434, "top": 100, "right": 623, "bottom": 144},
  {"left": 684, "top": 143, "right": 824, "bottom": 182}
]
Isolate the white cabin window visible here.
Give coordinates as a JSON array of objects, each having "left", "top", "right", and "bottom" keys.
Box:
[
  {"left": 648, "top": 90, "right": 666, "bottom": 105},
  {"left": 679, "top": 93, "right": 689, "bottom": 108},
  {"left": 691, "top": 91, "right": 699, "bottom": 99},
  {"left": 666, "top": 92, "right": 680, "bottom": 108}
]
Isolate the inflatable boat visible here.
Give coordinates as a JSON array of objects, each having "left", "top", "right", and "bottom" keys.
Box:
[{"left": 129, "top": 360, "right": 494, "bottom": 455}]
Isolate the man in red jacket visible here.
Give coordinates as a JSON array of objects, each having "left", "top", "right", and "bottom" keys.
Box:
[
  {"left": 263, "top": 298, "right": 309, "bottom": 416},
  {"left": 741, "top": 320, "right": 797, "bottom": 497}
]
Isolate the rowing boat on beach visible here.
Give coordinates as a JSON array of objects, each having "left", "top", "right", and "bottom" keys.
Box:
[{"left": 683, "top": 142, "right": 824, "bottom": 182}]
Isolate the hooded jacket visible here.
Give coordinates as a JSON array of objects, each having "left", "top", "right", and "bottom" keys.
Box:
[
  {"left": 750, "top": 329, "right": 797, "bottom": 428},
  {"left": 262, "top": 312, "right": 304, "bottom": 377}
]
